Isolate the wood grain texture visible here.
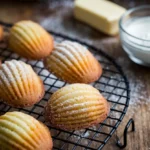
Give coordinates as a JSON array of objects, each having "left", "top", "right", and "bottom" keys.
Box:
[{"left": 0, "top": 0, "right": 150, "bottom": 150}]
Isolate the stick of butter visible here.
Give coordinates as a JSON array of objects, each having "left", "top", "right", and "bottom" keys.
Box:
[{"left": 74, "top": 0, "right": 126, "bottom": 35}]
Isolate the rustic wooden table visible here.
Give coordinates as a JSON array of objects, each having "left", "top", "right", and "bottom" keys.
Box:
[{"left": 0, "top": 0, "right": 150, "bottom": 150}]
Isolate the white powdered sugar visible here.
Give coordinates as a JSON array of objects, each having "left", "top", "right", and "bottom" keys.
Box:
[
  {"left": 54, "top": 41, "right": 87, "bottom": 62},
  {"left": 54, "top": 47, "right": 79, "bottom": 63},
  {"left": 117, "top": 57, "right": 150, "bottom": 106}
]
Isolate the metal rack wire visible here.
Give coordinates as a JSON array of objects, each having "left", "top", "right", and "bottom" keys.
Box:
[{"left": 0, "top": 21, "right": 130, "bottom": 150}]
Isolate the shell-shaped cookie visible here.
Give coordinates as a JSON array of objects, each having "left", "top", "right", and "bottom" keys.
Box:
[
  {"left": 44, "top": 41, "right": 102, "bottom": 83},
  {"left": 0, "top": 111, "right": 53, "bottom": 150},
  {"left": 0, "top": 26, "right": 3, "bottom": 41},
  {"left": 8, "top": 20, "right": 54, "bottom": 60},
  {"left": 44, "top": 84, "right": 109, "bottom": 130},
  {"left": 0, "top": 60, "right": 44, "bottom": 107}
]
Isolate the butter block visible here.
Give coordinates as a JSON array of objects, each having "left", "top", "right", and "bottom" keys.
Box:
[{"left": 74, "top": 0, "right": 126, "bottom": 35}]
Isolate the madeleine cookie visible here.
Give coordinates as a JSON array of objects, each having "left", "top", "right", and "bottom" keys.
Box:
[
  {"left": 0, "top": 26, "right": 3, "bottom": 41},
  {"left": 44, "top": 41, "right": 102, "bottom": 83},
  {"left": 8, "top": 20, "right": 54, "bottom": 60},
  {"left": 44, "top": 84, "right": 109, "bottom": 130},
  {"left": 0, "top": 60, "right": 44, "bottom": 107},
  {"left": 0, "top": 111, "right": 53, "bottom": 150}
]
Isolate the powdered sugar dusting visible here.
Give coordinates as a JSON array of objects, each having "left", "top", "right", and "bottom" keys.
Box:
[
  {"left": 48, "top": 0, "right": 73, "bottom": 9},
  {"left": 118, "top": 57, "right": 149, "bottom": 106},
  {"left": 55, "top": 41, "right": 87, "bottom": 62},
  {"left": 129, "top": 78, "right": 148, "bottom": 105},
  {"left": 13, "top": 60, "right": 28, "bottom": 83},
  {"left": 1, "top": 63, "right": 16, "bottom": 84},
  {"left": 54, "top": 46, "right": 79, "bottom": 62},
  {"left": 37, "top": 0, "right": 99, "bottom": 46}
]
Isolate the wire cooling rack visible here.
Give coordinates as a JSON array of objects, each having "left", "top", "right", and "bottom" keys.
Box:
[{"left": 0, "top": 21, "right": 130, "bottom": 150}]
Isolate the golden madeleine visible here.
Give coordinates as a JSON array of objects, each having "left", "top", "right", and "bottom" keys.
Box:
[
  {"left": 0, "top": 26, "right": 3, "bottom": 41},
  {"left": 44, "top": 84, "right": 109, "bottom": 130},
  {"left": 0, "top": 111, "right": 53, "bottom": 150},
  {"left": 44, "top": 41, "right": 102, "bottom": 83},
  {"left": 0, "top": 60, "right": 44, "bottom": 107},
  {"left": 8, "top": 20, "right": 54, "bottom": 60}
]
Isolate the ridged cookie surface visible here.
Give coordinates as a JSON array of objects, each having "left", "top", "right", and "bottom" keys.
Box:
[
  {"left": 44, "top": 41, "right": 102, "bottom": 83},
  {"left": 9, "top": 20, "right": 54, "bottom": 60},
  {"left": 44, "top": 84, "right": 109, "bottom": 130},
  {"left": 0, "top": 60, "right": 44, "bottom": 107},
  {"left": 0, "top": 111, "right": 53, "bottom": 150}
]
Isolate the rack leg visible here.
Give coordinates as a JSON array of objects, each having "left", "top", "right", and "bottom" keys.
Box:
[{"left": 116, "top": 118, "right": 135, "bottom": 149}]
